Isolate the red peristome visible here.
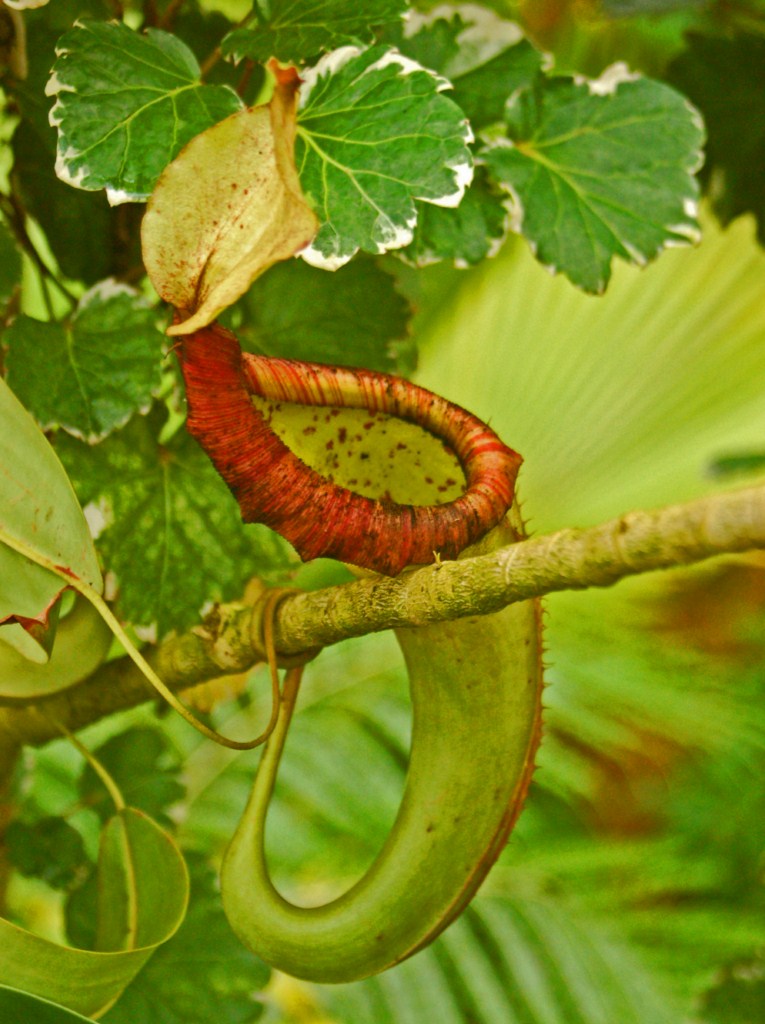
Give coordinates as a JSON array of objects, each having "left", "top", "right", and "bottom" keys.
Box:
[{"left": 179, "top": 323, "right": 522, "bottom": 576}]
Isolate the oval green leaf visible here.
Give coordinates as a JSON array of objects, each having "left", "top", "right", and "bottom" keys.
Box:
[
  {"left": 0, "top": 377, "right": 102, "bottom": 627},
  {"left": 0, "top": 986, "right": 95, "bottom": 1024},
  {"left": 0, "top": 809, "right": 189, "bottom": 1018}
]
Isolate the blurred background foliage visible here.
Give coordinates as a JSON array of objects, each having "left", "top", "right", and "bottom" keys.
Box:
[{"left": 3, "top": 1, "right": 765, "bottom": 1022}]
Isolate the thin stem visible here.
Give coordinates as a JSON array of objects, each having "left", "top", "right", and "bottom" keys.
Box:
[
  {"left": 199, "top": 46, "right": 222, "bottom": 79},
  {"left": 198, "top": 12, "right": 252, "bottom": 80},
  {"left": 54, "top": 720, "right": 126, "bottom": 812},
  {"left": 143, "top": 0, "right": 159, "bottom": 27},
  {"left": 0, "top": 193, "right": 78, "bottom": 308},
  {"left": 158, "top": 0, "right": 187, "bottom": 29},
  {"left": 236, "top": 60, "right": 257, "bottom": 98}
]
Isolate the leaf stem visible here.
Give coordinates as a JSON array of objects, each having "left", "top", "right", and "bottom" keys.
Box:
[
  {"left": 0, "top": 192, "right": 78, "bottom": 308},
  {"left": 157, "top": 0, "right": 187, "bottom": 29},
  {"left": 53, "top": 720, "right": 126, "bottom": 812},
  {"left": 198, "top": 12, "right": 251, "bottom": 81}
]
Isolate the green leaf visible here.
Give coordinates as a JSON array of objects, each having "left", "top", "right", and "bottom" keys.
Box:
[
  {"left": 384, "top": 5, "right": 544, "bottom": 131},
  {"left": 65, "top": 871, "right": 99, "bottom": 952},
  {"left": 222, "top": 0, "right": 407, "bottom": 64},
  {"left": 56, "top": 407, "right": 295, "bottom": 637},
  {"left": 319, "top": 895, "right": 679, "bottom": 1024},
  {"left": 6, "top": 817, "right": 90, "bottom": 890},
  {"left": 94, "top": 809, "right": 188, "bottom": 953},
  {"left": 381, "top": 9, "right": 543, "bottom": 265},
  {"left": 709, "top": 451, "right": 765, "bottom": 479},
  {"left": 0, "top": 808, "right": 188, "bottom": 1017},
  {"left": 0, "top": 595, "right": 111, "bottom": 699},
  {"left": 79, "top": 728, "right": 185, "bottom": 826},
  {"left": 0, "top": 986, "right": 96, "bottom": 1024},
  {"left": 482, "top": 67, "right": 704, "bottom": 292},
  {"left": 537, "top": 587, "right": 762, "bottom": 805},
  {"left": 668, "top": 33, "right": 765, "bottom": 245},
  {"left": 4, "top": 282, "right": 165, "bottom": 441},
  {"left": 9, "top": 0, "right": 111, "bottom": 139},
  {"left": 0, "top": 217, "right": 21, "bottom": 306},
  {"left": 239, "top": 256, "right": 411, "bottom": 370},
  {"left": 296, "top": 45, "right": 473, "bottom": 268},
  {"left": 401, "top": 165, "right": 508, "bottom": 266},
  {"left": 103, "top": 855, "right": 269, "bottom": 1024},
  {"left": 0, "top": 376, "right": 102, "bottom": 626},
  {"left": 47, "top": 21, "right": 243, "bottom": 203}
]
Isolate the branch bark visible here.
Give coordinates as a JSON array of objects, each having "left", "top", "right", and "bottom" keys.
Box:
[{"left": 1, "top": 482, "right": 763, "bottom": 750}]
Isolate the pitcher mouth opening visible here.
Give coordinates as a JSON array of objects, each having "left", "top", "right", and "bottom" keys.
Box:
[{"left": 178, "top": 321, "right": 522, "bottom": 576}]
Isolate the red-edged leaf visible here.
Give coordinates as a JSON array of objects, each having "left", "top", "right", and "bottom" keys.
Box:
[{"left": 178, "top": 323, "right": 521, "bottom": 576}]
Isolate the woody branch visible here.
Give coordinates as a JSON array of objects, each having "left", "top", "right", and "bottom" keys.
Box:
[{"left": 0, "top": 481, "right": 763, "bottom": 752}]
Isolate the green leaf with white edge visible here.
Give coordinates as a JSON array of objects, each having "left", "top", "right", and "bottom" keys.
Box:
[
  {"left": 103, "top": 855, "right": 269, "bottom": 1024},
  {"left": 0, "top": 218, "right": 21, "bottom": 306},
  {"left": 0, "top": 987, "right": 95, "bottom": 1024},
  {"left": 482, "top": 65, "right": 705, "bottom": 293},
  {"left": 5, "top": 281, "right": 165, "bottom": 442},
  {"left": 0, "top": 377, "right": 102, "bottom": 627},
  {"left": 222, "top": 0, "right": 407, "bottom": 64},
  {"left": 0, "top": 808, "right": 188, "bottom": 1018},
  {"left": 79, "top": 728, "right": 185, "bottom": 827},
  {"left": 401, "top": 165, "right": 508, "bottom": 266},
  {"left": 47, "top": 21, "right": 243, "bottom": 204},
  {"left": 384, "top": 3, "right": 545, "bottom": 131},
  {"left": 0, "top": 595, "right": 111, "bottom": 699},
  {"left": 296, "top": 44, "right": 474, "bottom": 269},
  {"left": 56, "top": 406, "right": 295, "bottom": 638},
  {"left": 381, "top": 7, "right": 543, "bottom": 265},
  {"left": 239, "top": 256, "right": 411, "bottom": 371}
]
